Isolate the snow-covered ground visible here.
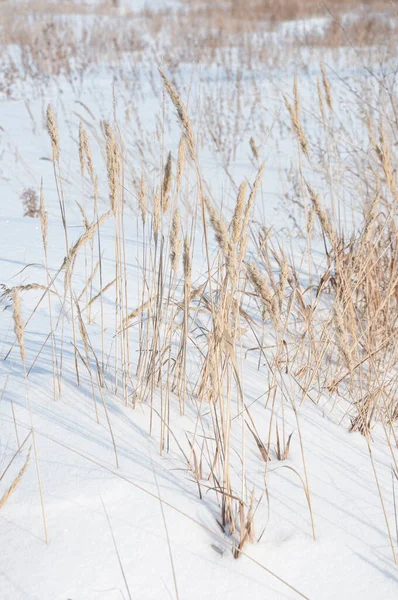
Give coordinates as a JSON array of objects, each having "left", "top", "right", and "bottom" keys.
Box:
[{"left": 0, "top": 2, "right": 398, "bottom": 599}]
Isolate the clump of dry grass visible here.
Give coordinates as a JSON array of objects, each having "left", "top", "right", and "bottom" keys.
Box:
[
  {"left": 21, "top": 188, "right": 39, "bottom": 217},
  {"left": 4, "top": 45, "right": 398, "bottom": 572},
  {"left": 301, "top": 12, "right": 398, "bottom": 48}
]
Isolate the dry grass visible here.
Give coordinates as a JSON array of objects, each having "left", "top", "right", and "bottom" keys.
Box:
[
  {"left": 1, "top": 0, "right": 398, "bottom": 579},
  {"left": 0, "top": 446, "right": 31, "bottom": 510},
  {"left": 7, "top": 78, "right": 397, "bottom": 558},
  {"left": 0, "top": 0, "right": 396, "bottom": 87},
  {"left": 181, "top": 0, "right": 398, "bottom": 23}
]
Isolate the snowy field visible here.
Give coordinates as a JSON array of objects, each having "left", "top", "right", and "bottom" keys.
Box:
[{"left": 0, "top": 1, "right": 398, "bottom": 599}]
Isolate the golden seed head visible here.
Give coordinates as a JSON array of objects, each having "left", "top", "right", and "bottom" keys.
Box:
[{"left": 46, "top": 104, "right": 60, "bottom": 162}]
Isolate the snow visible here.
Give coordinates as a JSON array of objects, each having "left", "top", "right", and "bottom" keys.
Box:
[
  {"left": 1, "top": 338, "right": 397, "bottom": 599},
  {"left": 0, "top": 3, "right": 398, "bottom": 600}
]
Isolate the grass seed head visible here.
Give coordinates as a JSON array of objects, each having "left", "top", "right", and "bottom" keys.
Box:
[
  {"left": 231, "top": 181, "right": 247, "bottom": 244},
  {"left": 162, "top": 151, "right": 172, "bottom": 212},
  {"left": 46, "top": 104, "right": 60, "bottom": 162},
  {"left": 170, "top": 208, "right": 182, "bottom": 272},
  {"left": 12, "top": 288, "right": 26, "bottom": 363}
]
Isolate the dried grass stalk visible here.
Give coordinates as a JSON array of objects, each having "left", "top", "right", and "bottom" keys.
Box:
[
  {"left": 162, "top": 151, "right": 172, "bottom": 213},
  {"left": 284, "top": 86, "right": 310, "bottom": 160},
  {"left": 78, "top": 258, "right": 100, "bottom": 301},
  {"left": 241, "top": 162, "right": 265, "bottom": 238},
  {"left": 104, "top": 121, "right": 120, "bottom": 214},
  {"left": 0, "top": 446, "right": 31, "bottom": 510},
  {"left": 1, "top": 284, "right": 51, "bottom": 305},
  {"left": 88, "top": 278, "right": 116, "bottom": 307},
  {"left": 139, "top": 173, "right": 146, "bottom": 226},
  {"left": 183, "top": 235, "right": 191, "bottom": 290},
  {"left": 333, "top": 298, "right": 353, "bottom": 372},
  {"left": 76, "top": 201, "right": 89, "bottom": 231},
  {"left": 321, "top": 63, "right": 333, "bottom": 111},
  {"left": 123, "top": 299, "right": 152, "bottom": 326},
  {"left": 250, "top": 137, "right": 259, "bottom": 161},
  {"left": 305, "top": 182, "right": 335, "bottom": 245},
  {"left": 12, "top": 288, "right": 26, "bottom": 363},
  {"left": 247, "top": 262, "right": 279, "bottom": 324},
  {"left": 204, "top": 198, "right": 236, "bottom": 279},
  {"left": 277, "top": 258, "right": 289, "bottom": 310},
  {"left": 176, "top": 136, "right": 185, "bottom": 196},
  {"left": 317, "top": 78, "right": 326, "bottom": 125},
  {"left": 76, "top": 301, "right": 90, "bottom": 361},
  {"left": 159, "top": 69, "right": 196, "bottom": 161},
  {"left": 307, "top": 205, "right": 315, "bottom": 235},
  {"left": 231, "top": 181, "right": 247, "bottom": 244},
  {"left": 79, "top": 123, "right": 85, "bottom": 177},
  {"left": 170, "top": 209, "right": 182, "bottom": 272},
  {"left": 63, "top": 211, "right": 111, "bottom": 271},
  {"left": 80, "top": 124, "right": 94, "bottom": 184},
  {"left": 369, "top": 124, "right": 397, "bottom": 196},
  {"left": 153, "top": 188, "right": 161, "bottom": 242},
  {"left": 39, "top": 182, "right": 48, "bottom": 251},
  {"left": 362, "top": 190, "right": 380, "bottom": 246},
  {"left": 46, "top": 104, "right": 60, "bottom": 161}
]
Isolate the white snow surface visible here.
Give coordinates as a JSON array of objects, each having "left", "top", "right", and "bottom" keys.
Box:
[{"left": 0, "top": 5, "right": 398, "bottom": 600}]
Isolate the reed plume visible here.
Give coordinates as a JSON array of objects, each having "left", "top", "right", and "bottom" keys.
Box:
[
  {"left": 176, "top": 136, "right": 185, "bottom": 196},
  {"left": 284, "top": 84, "right": 310, "bottom": 160},
  {"left": 159, "top": 69, "right": 196, "bottom": 161},
  {"left": 305, "top": 182, "right": 335, "bottom": 245},
  {"left": 247, "top": 262, "right": 279, "bottom": 325},
  {"left": 162, "top": 151, "right": 172, "bottom": 213},
  {"left": 104, "top": 121, "right": 119, "bottom": 214},
  {"left": 204, "top": 198, "right": 236, "bottom": 279},
  {"left": 170, "top": 209, "right": 182, "bottom": 272},
  {"left": 46, "top": 104, "right": 60, "bottom": 162},
  {"left": 12, "top": 288, "right": 26, "bottom": 363},
  {"left": 321, "top": 63, "right": 333, "bottom": 111},
  {"left": 231, "top": 181, "right": 247, "bottom": 244}
]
